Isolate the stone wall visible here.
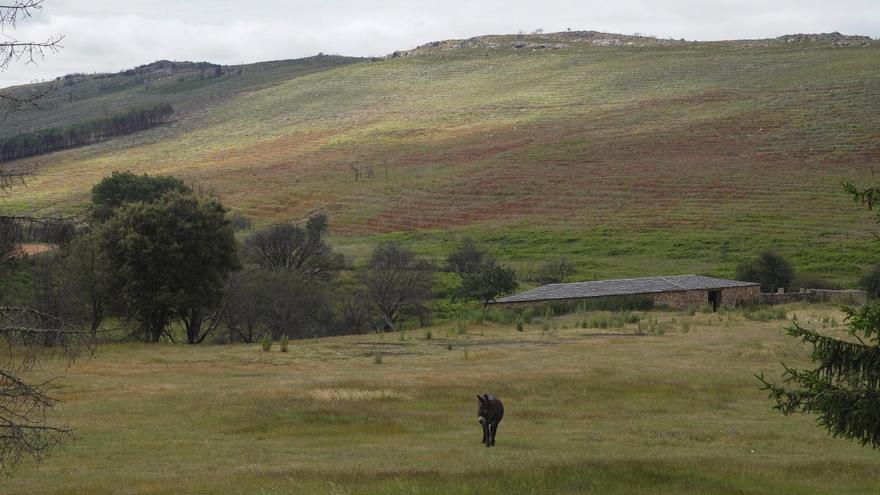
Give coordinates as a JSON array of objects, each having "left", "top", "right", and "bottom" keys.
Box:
[
  {"left": 757, "top": 289, "right": 867, "bottom": 306},
  {"left": 756, "top": 292, "right": 815, "bottom": 305},
  {"left": 718, "top": 285, "right": 761, "bottom": 308},
  {"left": 651, "top": 289, "right": 707, "bottom": 310}
]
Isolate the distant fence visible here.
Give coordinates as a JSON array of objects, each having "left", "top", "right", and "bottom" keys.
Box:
[{"left": 757, "top": 289, "right": 867, "bottom": 306}]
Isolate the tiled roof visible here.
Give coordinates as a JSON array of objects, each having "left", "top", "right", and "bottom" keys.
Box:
[{"left": 493, "top": 275, "right": 758, "bottom": 304}]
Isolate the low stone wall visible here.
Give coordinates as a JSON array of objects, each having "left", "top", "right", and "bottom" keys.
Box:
[
  {"left": 757, "top": 289, "right": 867, "bottom": 306},
  {"left": 757, "top": 292, "right": 815, "bottom": 305}
]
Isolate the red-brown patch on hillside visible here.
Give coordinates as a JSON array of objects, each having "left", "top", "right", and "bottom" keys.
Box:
[{"left": 348, "top": 105, "right": 859, "bottom": 233}]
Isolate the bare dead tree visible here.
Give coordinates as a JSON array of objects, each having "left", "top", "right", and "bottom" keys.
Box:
[
  {"left": 245, "top": 214, "right": 341, "bottom": 277},
  {"left": 0, "top": 1, "right": 62, "bottom": 113},
  {"left": 0, "top": 2, "right": 91, "bottom": 475},
  {"left": 358, "top": 242, "right": 435, "bottom": 331},
  {"left": 0, "top": 306, "right": 93, "bottom": 475},
  {"left": 0, "top": 215, "right": 21, "bottom": 264}
]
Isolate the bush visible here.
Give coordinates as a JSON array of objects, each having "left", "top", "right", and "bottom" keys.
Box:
[
  {"left": 860, "top": 264, "right": 880, "bottom": 299},
  {"left": 279, "top": 334, "right": 289, "bottom": 352},
  {"left": 515, "top": 317, "right": 524, "bottom": 332},
  {"left": 537, "top": 257, "right": 576, "bottom": 285},
  {"left": 735, "top": 251, "right": 793, "bottom": 293},
  {"left": 261, "top": 334, "right": 273, "bottom": 352}
]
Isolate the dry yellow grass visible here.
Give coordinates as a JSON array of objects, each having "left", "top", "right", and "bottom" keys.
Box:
[{"left": 3, "top": 305, "right": 879, "bottom": 494}]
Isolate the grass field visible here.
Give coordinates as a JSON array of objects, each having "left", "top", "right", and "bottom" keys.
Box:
[
  {"left": 2, "top": 32, "right": 880, "bottom": 285},
  {"left": 4, "top": 304, "right": 880, "bottom": 494}
]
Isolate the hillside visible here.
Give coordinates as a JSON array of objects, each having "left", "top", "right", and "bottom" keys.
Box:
[{"left": 2, "top": 31, "right": 879, "bottom": 283}]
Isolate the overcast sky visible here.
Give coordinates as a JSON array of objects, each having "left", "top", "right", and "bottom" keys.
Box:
[{"left": 1, "top": 0, "right": 879, "bottom": 88}]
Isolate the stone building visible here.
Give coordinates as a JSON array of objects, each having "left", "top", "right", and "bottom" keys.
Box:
[{"left": 492, "top": 275, "right": 760, "bottom": 311}]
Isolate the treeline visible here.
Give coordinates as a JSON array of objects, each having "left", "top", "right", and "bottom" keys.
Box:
[
  {"left": 4, "top": 171, "right": 526, "bottom": 345},
  {"left": 0, "top": 103, "right": 174, "bottom": 163}
]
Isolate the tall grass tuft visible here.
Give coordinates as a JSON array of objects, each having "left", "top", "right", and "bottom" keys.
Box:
[
  {"left": 516, "top": 316, "right": 524, "bottom": 332},
  {"left": 582, "top": 311, "right": 640, "bottom": 330},
  {"left": 743, "top": 307, "right": 787, "bottom": 322},
  {"left": 280, "top": 334, "right": 289, "bottom": 352},
  {"left": 261, "top": 334, "right": 273, "bottom": 352},
  {"left": 374, "top": 352, "right": 383, "bottom": 364}
]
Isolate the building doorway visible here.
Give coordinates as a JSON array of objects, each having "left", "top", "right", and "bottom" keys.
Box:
[{"left": 708, "top": 290, "right": 721, "bottom": 312}]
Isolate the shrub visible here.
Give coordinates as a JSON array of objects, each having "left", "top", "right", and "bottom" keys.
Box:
[
  {"left": 537, "top": 257, "right": 576, "bottom": 285},
  {"left": 261, "top": 334, "right": 272, "bottom": 352},
  {"left": 373, "top": 352, "right": 383, "bottom": 364},
  {"left": 860, "top": 264, "right": 880, "bottom": 299},
  {"left": 516, "top": 317, "right": 524, "bottom": 332},
  {"left": 279, "top": 334, "right": 289, "bottom": 352},
  {"left": 424, "top": 329, "right": 433, "bottom": 340},
  {"left": 735, "top": 251, "right": 794, "bottom": 293}
]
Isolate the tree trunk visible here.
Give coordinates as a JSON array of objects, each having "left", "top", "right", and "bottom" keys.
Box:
[{"left": 184, "top": 308, "right": 204, "bottom": 345}]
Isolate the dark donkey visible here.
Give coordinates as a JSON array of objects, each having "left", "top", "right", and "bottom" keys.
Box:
[{"left": 477, "top": 394, "right": 504, "bottom": 447}]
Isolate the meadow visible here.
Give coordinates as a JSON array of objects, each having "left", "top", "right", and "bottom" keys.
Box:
[
  {"left": 2, "top": 34, "right": 880, "bottom": 285},
  {"left": 5, "top": 304, "right": 880, "bottom": 494}
]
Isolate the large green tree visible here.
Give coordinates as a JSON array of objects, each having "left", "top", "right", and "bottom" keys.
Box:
[
  {"left": 90, "top": 171, "right": 191, "bottom": 222},
  {"left": 100, "top": 191, "right": 239, "bottom": 343},
  {"left": 758, "top": 184, "right": 880, "bottom": 448}
]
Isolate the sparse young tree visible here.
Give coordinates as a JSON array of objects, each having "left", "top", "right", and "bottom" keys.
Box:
[
  {"left": 221, "top": 267, "right": 340, "bottom": 342},
  {"left": 446, "top": 237, "right": 485, "bottom": 276},
  {"left": 735, "top": 251, "right": 793, "bottom": 293},
  {"left": 245, "top": 214, "right": 340, "bottom": 277},
  {"left": 359, "top": 242, "right": 435, "bottom": 330},
  {"left": 757, "top": 183, "right": 880, "bottom": 448},
  {"left": 537, "top": 257, "right": 576, "bottom": 285},
  {"left": 62, "top": 232, "right": 114, "bottom": 334}
]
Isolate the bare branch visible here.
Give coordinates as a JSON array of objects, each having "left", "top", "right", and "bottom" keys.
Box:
[{"left": 0, "top": 1, "right": 45, "bottom": 29}]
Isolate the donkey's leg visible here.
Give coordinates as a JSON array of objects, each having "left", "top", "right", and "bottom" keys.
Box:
[
  {"left": 481, "top": 420, "right": 489, "bottom": 445},
  {"left": 489, "top": 422, "right": 498, "bottom": 446}
]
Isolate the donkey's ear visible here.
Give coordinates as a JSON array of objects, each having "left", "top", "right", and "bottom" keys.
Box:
[
  {"left": 482, "top": 394, "right": 490, "bottom": 401},
  {"left": 477, "top": 395, "right": 484, "bottom": 402}
]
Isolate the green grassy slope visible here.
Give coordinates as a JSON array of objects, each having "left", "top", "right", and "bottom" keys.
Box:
[{"left": 2, "top": 32, "right": 879, "bottom": 283}]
